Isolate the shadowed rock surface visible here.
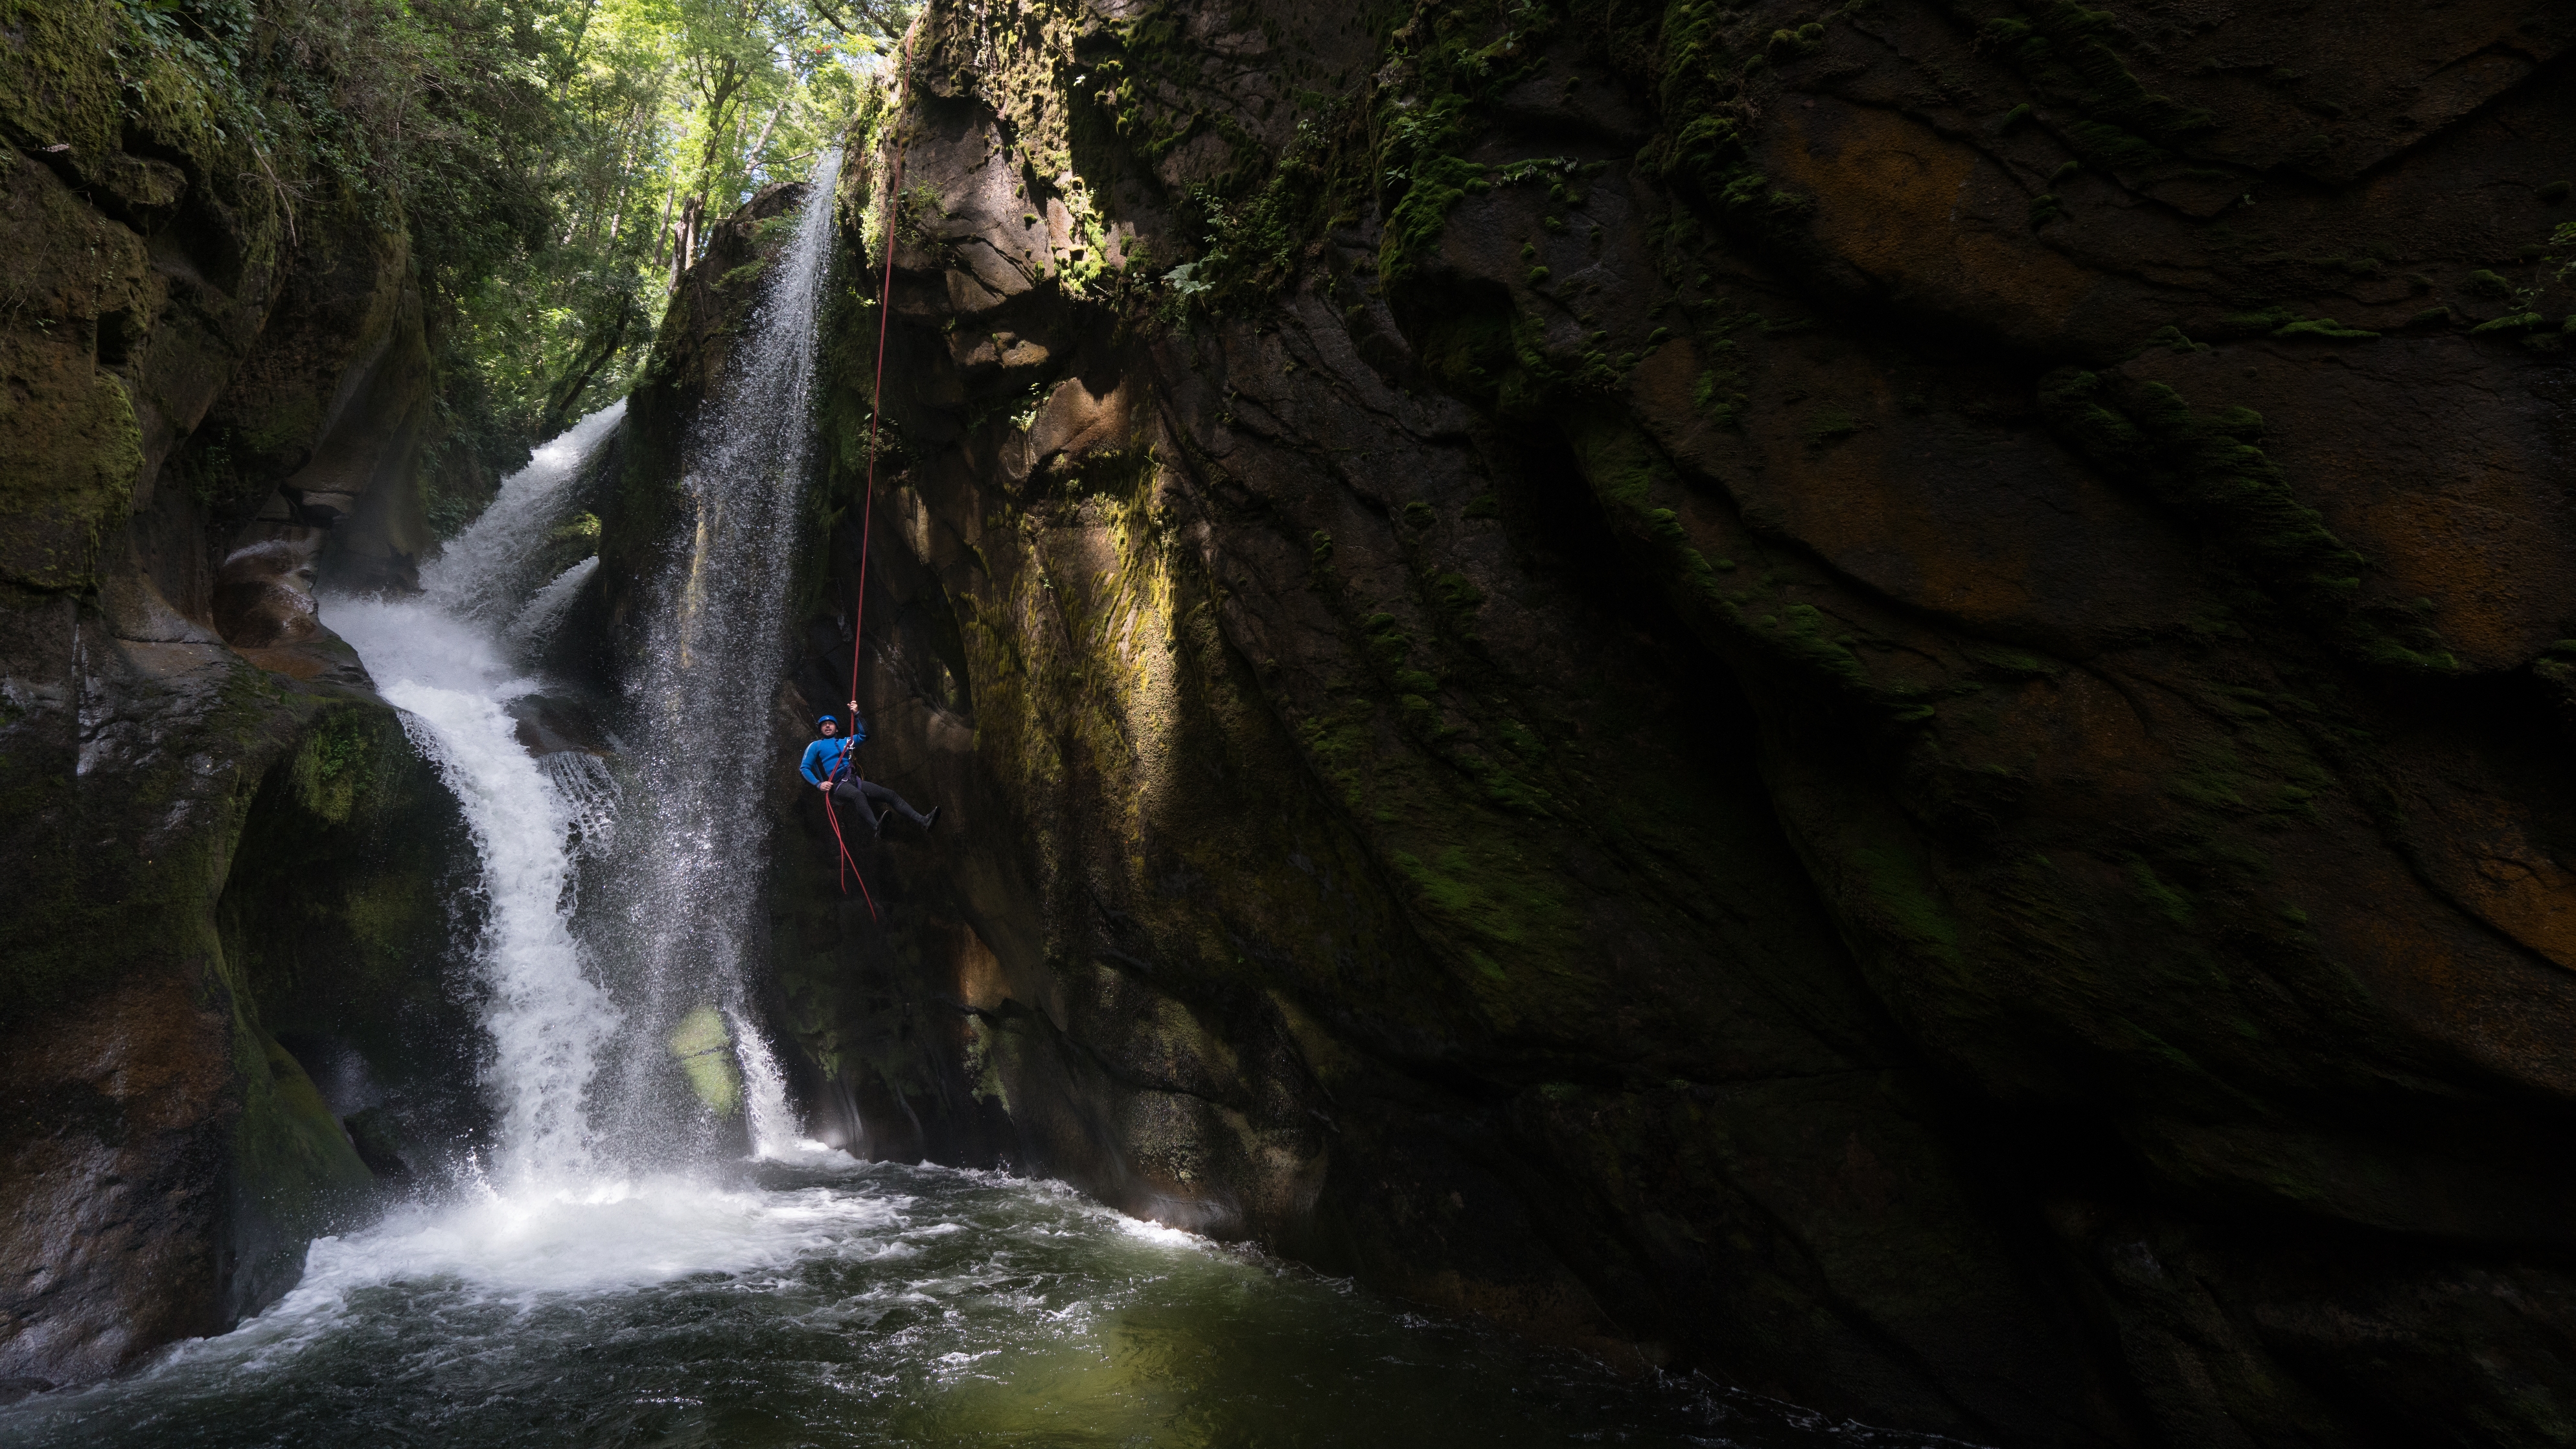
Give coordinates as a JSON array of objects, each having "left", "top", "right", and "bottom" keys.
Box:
[
  {"left": 10, "top": 0, "right": 2576, "bottom": 1440},
  {"left": 0, "top": 6, "right": 479, "bottom": 1393},
  {"left": 598, "top": 1, "right": 2576, "bottom": 1444}
]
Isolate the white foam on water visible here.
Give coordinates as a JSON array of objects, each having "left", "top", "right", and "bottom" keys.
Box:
[
  {"left": 314, "top": 1178, "right": 909, "bottom": 1298},
  {"left": 130, "top": 1176, "right": 912, "bottom": 1382},
  {"left": 765, "top": 1139, "right": 867, "bottom": 1170},
  {"left": 1114, "top": 1215, "right": 1212, "bottom": 1250}
]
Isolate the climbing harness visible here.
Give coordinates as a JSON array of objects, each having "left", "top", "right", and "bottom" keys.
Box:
[
  {"left": 818, "top": 40, "right": 912, "bottom": 923},
  {"left": 818, "top": 719, "right": 882, "bottom": 917}
]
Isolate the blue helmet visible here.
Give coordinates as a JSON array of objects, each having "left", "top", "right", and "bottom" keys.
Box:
[{"left": 816, "top": 714, "right": 840, "bottom": 728}]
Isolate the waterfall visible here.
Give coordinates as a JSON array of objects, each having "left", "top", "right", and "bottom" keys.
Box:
[
  {"left": 590, "top": 148, "right": 842, "bottom": 1165},
  {"left": 506, "top": 554, "right": 601, "bottom": 656},
  {"left": 320, "top": 154, "right": 840, "bottom": 1191},
  {"left": 359, "top": 632, "right": 614, "bottom": 1185},
  {"left": 423, "top": 404, "right": 625, "bottom": 626},
  {"left": 325, "top": 401, "right": 627, "bottom": 1189}
]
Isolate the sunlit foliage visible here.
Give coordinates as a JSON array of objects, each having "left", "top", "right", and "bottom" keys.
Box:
[
  {"left": 435, "top": 0, "right": 913, "bottom": 491},
  {"left": 12, "top": 0, "right": 904, "bottom": 515}
]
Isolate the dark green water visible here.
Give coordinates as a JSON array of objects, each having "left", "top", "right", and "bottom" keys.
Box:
[{"left": 0, "top": 1159, "right": 1958, "bottom": 1448}]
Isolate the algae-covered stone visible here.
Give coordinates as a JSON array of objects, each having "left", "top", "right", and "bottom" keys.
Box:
[
  {"left": 669, "top": 1005, "right": 743, "bottom": 1118},
  {"left": 0, "top": 0, "right": 456, "bottom": 1385},
  {"left": 0, "top": 611, "right": 430, "bottom": 1388},
  {"left": 220, "top": 1014, "right": 376, "bottom": 1321},
  {"left": 0, "top": 152, "right": 149, "bottom": 591}
]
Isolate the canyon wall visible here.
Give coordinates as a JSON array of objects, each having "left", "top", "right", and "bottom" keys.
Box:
[
  {"left": 0, "top": 6, "right": 476, "bottom": 1391},
  {"left": 645, "top": 0, "right": 2576, "bottom": 1443},
  {"left": 8, "top": 0, "right": 2573, "bottom": 1437}
]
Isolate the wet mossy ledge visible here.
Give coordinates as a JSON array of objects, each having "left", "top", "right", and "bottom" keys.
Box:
[{"left": 596, "top": 0, "right": 2576, "bottom": 1444}]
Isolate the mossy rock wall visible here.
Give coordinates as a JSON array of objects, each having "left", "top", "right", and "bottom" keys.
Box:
[
  {"left": 0, "top": 0, "right": 476, "bottom": 1393},
  {"left": 0, "top": 600, "right": 469, "bottom": 1390},
  {"left": 622, "top": 0, "right": 2576, "bottom": 1443}
]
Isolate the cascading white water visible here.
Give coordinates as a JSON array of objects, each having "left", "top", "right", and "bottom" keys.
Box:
[
  {"left": 728, "top": 1003, "right": 810, "bottom": 1159},
  {"left": 325, "top": 157, "right": 846, "bottom": 1185},
  {"left": 590, "top": 149, "right": 844, "bottom": 1161},
  {"left": 424, "top": 405, "right": 627, "bottom": 625},
  {"left": 504, "top": 554, "right": 600, "bottom": 656},
  {"left": 336, "top": 612, "right": 615, "bottom": 1185},
  {"left": 325, "top": 400, "right": 630, "bottom": 1188}
]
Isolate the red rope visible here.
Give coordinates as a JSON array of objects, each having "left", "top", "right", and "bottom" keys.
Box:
[
  {"left": 820, "top": 785, "right": 880, "bottom": 922},
  {"left": 851, "top": 38, "right": 908, "bottom": 708},
  {"left": 823, "top": 41, "right": 910, "bottom": 918}
]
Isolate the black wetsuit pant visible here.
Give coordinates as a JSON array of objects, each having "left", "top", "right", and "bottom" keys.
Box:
[{"left": 831, "top": 777, "right": 928, "bottom": 831}]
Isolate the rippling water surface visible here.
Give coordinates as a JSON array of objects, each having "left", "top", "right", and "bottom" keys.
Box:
[{"left": 0, "top": 1159, "right": 1944, "bottom": 1449}]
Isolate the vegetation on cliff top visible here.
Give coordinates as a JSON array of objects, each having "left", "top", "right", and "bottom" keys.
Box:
[
  {"left": 433, "top": 0, "right": 906, "bottom": 483},
  {"left": 2, "top": 0, "right": 906, "bottom": 520}
]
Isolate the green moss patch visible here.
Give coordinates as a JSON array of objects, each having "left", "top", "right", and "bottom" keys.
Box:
[{"left": 2040, "top": 367, "right": 2454, "bottom": 671}]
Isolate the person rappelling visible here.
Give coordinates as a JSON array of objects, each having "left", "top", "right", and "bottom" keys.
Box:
[
  {"left": 801, "top": 702, "right": 940, "bottom": 836},
  {"left": 806, "top": 39, "right": 924, "bottom": 923}
]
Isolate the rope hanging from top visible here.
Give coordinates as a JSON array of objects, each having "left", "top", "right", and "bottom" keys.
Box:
[
  {"left": 851, "top": 37, "right": 908, "bottom": 702},
  {"left": 820, "top": 39, "right": 912, "bottom": 921}
]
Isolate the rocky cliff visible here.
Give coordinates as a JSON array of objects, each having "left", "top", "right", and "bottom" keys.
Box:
[
  {"left": 8, "top": 0, "right": 2573, "bottom": 1435},
  {"left": 619, "top": 0, "right": 2576, "bottom": 1443},
  {"left": 0, "top": 2, "right": 477, "bottom": 1391}
]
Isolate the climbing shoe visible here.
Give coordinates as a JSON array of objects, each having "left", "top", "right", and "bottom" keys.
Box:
[{"left": 922, "top": 805, "right": 942, "bottom": 834}]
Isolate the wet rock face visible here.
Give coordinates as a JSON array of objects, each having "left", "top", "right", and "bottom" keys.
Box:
[
  {"left": 691, "top": 0, "right": 2576, "bottom": 1442},
  {"left": 0, "top": 600, "right": 475, "bottom": 1394},
  {"left": 0, "top": 19, "right": 468, "bottom": 1391}
]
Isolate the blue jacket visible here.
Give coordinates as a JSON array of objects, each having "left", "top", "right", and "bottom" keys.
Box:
[{"left": 798, "top": 721, "right": 867, "bottom": 786}]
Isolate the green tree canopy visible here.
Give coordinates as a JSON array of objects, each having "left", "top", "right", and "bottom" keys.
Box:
[
  {"left": 32, "top": 0, "right": 910, "bottom": 525},
  {"left": 434, "top": 0, "right": 912, "bottom": 501}
]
